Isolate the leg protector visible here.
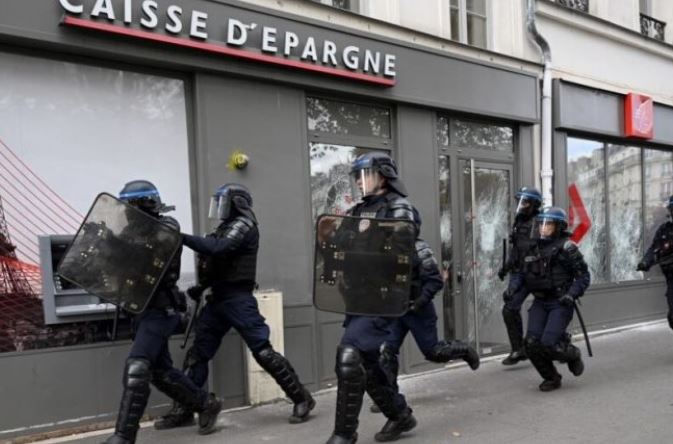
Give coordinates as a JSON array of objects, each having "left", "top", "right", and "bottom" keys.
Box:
[
  {"left": 253, "top": 346, "right": 315, "bottom": 423},
  {"left": 332, "top": 345, "right": 366, "bottom": 439},
  {"left": 110, "top": 358, "right": 152, "bottom": 443},
  {"left": 502, "top": 305, "right": 524, "bottom": 352},
  {"left": 364, "top": 365, "right": 400, "bottom": 420},
  {"left": 426, "top": 340, "right": 480, "bottom": 370},
  {"left": 524, "top": 337, "right": 560, "bottom": 382}
]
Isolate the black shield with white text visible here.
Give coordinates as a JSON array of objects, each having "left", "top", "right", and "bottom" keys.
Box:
[
  {"left": 313, "top": 214, "right": 414, "bottom": 316},
  {"left": 56, "top": 193, "right": 182, "bottom": 314}
]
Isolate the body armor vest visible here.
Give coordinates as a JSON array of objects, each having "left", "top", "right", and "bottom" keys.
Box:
[
  {"left": 523, "top": 238, "right": 573, "bottom": 297},
  {"left": 198, "top": 217, "right": 258, "bottom": 288},
  {"left": 509, "top": 217, "right": 536, "bottom": 272}
]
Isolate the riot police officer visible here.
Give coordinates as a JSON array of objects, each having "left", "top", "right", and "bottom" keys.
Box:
[
  {"left": 512, "top": 207, "right": 590, "bottom": 392},
  {"left": 102, "top": 180, "right": 222, "bottom": 444},
  {"left": 155, "top": 183, "right": 315, "bottom": 430},
  {"left": 322, "top": 152, "right": 419, "bottom": 444},
  {"left": 374, "top": 210, "right": 479, "bottom": 413},
  {"left": 637, "top": 195, "right": 673, "bottom": 330},
  {"left": 499, "top": 187, "right": 543, "bottom": 365}
]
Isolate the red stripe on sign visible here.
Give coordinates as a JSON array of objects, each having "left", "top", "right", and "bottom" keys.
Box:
[
  {"left": 62, "top": 16, "right": 396, "bottom": 87},
  {"left": 568, "top": 183, "right": 591, "bottom": 244}
]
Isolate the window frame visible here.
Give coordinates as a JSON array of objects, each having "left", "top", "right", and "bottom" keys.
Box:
[{"left": 449, "top": 0, "right": 490, "bottom": 49}]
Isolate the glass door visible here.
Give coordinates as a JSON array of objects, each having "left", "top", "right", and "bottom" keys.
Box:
[{"left": 459, "top": 159, "right": 512, "bottom": 355}]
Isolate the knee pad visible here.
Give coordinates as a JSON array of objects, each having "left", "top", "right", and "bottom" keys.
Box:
[
  {"left": 524, "top": 337, "right": 544, "bottom": 357},
  {"left": 335, "top": 345, "right": 364, "bottom": 381},
  {"left": 124, "top": 358, "right": 151, "bottom": 390}
]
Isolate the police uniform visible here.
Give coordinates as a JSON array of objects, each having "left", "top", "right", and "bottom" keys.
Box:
[
  {"left": 327, "top": 190, "right": 418, "bottom": 444},
  {"left": 378, "top": 239, "right": 479, "bottom": 402},
  {"left": 102, "top": 181, "right": 221, "bottom": 444},
  {"left": 163, "top": 184, "right": 314, "bottom": 428},
  {"left": 512, "top": 208, "right": 591, "bottom": 391},
  {"left": 639, "top": 219, "right": 673, "bottom": 329}
]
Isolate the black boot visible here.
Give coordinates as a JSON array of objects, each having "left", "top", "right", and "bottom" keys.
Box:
[
  {"left": 197, "top": 393, "right": 223, "bottom": 436},
  {"left": 153, "top": 402, "right": 195, "bottom": 430},
  {"left": 502, "top": 349, "right": 527, "bottom": 366},
  {"left": 151, "top": 368, "right": 221, "bottom": 435},
  {"left": 502, "top": 306, "right": 527, "bottom": 366},
  {"left": 525, "top": 338, "right": 561, "bottom": 391},
  {"left": 254, "top": 346, "right": 315, "bottom": 423},
  {"left": 326, "top": 432, "right": 358, "bottom": 444},
  {"left": 539, "top": 374, "right": 562, "bottom": 392},
  {"left": 101, "top": 359, "right": 152, "bottom": 444},
  {"left": 327, "top": 346, "right": 366, "bottom": 443},
  {"left": 427, "top": 340, "right": 480, "bottom": 370},
  {"left": 374, "top": 408, "right": 417, "bottom": 442},
  {"left": 552, "top": 341, "right": 584, "bottom": 377}
]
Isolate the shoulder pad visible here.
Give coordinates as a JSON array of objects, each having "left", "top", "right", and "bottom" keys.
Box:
[
  {"left": 563, "top": 240, "right": 579, "bottom": 252},
  {"left": 415, "top": 240, "right": 438, "bottom": 269},
  {"left": 388, "top": 197, "right": 414, "bottom": 222},
  {"left": 415, "top": 240, "right": 432, "bottom": 256},
  {"left": 159, "top": 216, "right": 180, "bottom": 231}
]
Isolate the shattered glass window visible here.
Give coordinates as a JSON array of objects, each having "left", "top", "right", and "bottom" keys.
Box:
[
  {"left": 438, "top": 156, "right": 455, "bottom": 339},
  {"left": 309, "top": 143, "right": 388, "bottom": 220},
  {"left": 307, "top": 97, "right": 391, "bottom": 139},
  {"left": 644, "top": 149, "right": 673, "bottom": 277},
  {"left": 450, "top": 119, "right": 513, "bottom": 152},
  {"left": 567, "top": 138, "right": 608, "bottom": 284},
  {"left": 607, "top": 145, "right": 643, "bottom": 282}
]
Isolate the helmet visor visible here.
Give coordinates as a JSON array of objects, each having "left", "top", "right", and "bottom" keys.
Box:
[
  {"left": 349, "top": 168, "right": 382, "bottom": 198},
  {"left": 208, "top": 194, "right": 231, "bottom": 220},
  {"left": 516, "top": 196, "right": 538, "bottom": 215},
  {"left": 537, "top": 218, "right": 557, "bottom": 239}
]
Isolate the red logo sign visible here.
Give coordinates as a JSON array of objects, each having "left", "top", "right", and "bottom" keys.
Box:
[
  {"left": 568, "top": 184, "right": 591, "bottom": 244},
  {"left": 624, "top": 93, "right": 654, "bottom": 139}
]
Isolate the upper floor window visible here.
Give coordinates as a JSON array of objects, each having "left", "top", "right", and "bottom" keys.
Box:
[
  {"left": 550, "top": 0, "right": 589, "bottom": 13},
  {"left": 310, "top": 0, "right": 359, "bottom": 14},
  {"left": 639, "top": 0, "right": 666, "bottom": 41},
  {"left": 450, "top": 0, "right": 488, "bottom": 49}
]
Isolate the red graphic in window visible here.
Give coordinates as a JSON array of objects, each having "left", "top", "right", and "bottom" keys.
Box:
[
  {"left": 568, "top": 183, "right": 592, "bottom": 244},
  {"left": 625, "top": 93, "right": 654, "bottom": 139}
]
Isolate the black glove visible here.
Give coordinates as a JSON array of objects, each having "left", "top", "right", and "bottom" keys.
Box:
[
  {"left": 497, "top": 267, "right": 507, "bottom": 281},
  {"left": 502, "top": 288, "right": 515, "bottom": 303},
  {"left": 409, "top": 296, "right": 431, "bottom": 314},
  {"left": 186, "top": 285, "right": 204, "bottom": 302},
  {"left": 559, "top": 294, "right": 575, "bottom": 307},
  {"left": 636, "top": 261, "right": 650, "bottom": 272}
]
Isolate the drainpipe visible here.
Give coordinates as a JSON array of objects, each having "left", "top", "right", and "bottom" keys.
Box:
[{"left": 526, "top": 0, "right": 553, "bottom": 206}]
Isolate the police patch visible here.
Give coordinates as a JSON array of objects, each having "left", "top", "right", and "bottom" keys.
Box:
[{"left": 358, "top": 218, "right": 371, "bottom": 232}]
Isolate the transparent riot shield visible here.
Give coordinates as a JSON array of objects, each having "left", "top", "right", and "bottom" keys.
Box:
[
  {"left": 313, "top": 214, "right": 415, "bottom": 316},
  {"left": 57, "top": 193, "right": 182, "bottom": 314}
]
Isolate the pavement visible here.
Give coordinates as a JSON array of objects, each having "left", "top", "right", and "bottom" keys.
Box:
[{"left": 33, "top": 320, "right": 673, "bottom": 444}]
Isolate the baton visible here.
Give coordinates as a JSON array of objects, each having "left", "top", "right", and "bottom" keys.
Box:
[
  {"left": 573, "top": 299, "right": 593, "bottom": 357},
  {"left": 181, "top": 289, "right": 204, "bottom": 349}
]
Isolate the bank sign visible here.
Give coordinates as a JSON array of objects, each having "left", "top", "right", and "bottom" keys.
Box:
[{"left": 58, "top": 0, "right": 397, "bottom": 87}]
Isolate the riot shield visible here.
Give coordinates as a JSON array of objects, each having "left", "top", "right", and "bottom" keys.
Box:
[
  {"left": 313, "top": 214, "right": 415, "bottom": 316},
  {"left": 57, "top": 193, "right": 182, "bottom": 314}
]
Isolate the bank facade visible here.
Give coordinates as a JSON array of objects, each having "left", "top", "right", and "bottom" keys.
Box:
[{"left": 0, "top": 0, "right": 668, "bottom": 439}]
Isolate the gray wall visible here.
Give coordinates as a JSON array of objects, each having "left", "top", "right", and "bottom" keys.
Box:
[{"left": 0, "top": 0, "right": 543, "bottom": 438}]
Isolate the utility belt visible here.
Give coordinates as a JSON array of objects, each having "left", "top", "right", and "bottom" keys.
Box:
[{"left": 531, "top": 287, "right": 566, "bottom": 300}]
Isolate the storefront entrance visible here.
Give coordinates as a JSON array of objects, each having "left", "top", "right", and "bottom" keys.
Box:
[{"left": 437, "top": 117, "right": 516, "bottom": 355}]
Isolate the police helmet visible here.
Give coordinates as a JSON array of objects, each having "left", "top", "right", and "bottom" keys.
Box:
[
  {"left": 349, "top": 152, "right": 408, "bottom": 197},
  {"left": 536, "top": 206, "right": 568, "bottom": 239},
  {"left": 514, "top": 186, "right": 543, "bottom": 216},
  {"left": 119, "top": 180, "right": 164, "bottom": 214},
  {"left": 209, "top": 183, "right": 255, "bottom": 221}
]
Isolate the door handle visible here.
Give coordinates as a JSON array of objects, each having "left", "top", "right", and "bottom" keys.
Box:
[{"left": 456, "top": 270, "right": 463, "bottom": 283}]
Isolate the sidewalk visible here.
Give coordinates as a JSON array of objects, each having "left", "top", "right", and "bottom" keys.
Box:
[{"left": 35, "top": 321, "right": 673, "bottom": 444}]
